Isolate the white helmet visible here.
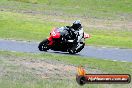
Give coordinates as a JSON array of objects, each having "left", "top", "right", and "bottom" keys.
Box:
[{"left": 72, "top": 20, "right": 82, "bottom": 30}]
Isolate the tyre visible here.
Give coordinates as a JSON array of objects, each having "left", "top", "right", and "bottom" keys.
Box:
[
  {"left": 68, "top": 45, "right": 77, "bottom": 54},
  {"left": 76, "top": 75, "right": 86, "bottom": 85},
  {"left": 76, "top": 43, "right": 85, "bottom": 53},
  {"left": 68, "top": 43, "right": 85, "bottom": 54},
  {"left": 38, "top": 39, "right": 49, "bottom": 51},
  {"left": 68, "top": 49, "right": 76, "bottom": 54}
]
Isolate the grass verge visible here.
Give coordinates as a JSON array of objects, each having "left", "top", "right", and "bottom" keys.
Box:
[
  {"left": 0, "top": 11, "right": 132, "bottom": 48},
  {"left": 0, "top": 51, "right": 131, "bottom": 88},
  {"left": 0, "top": 0, "right": 132, "bottom": 19},
  {"left": 0, "top": 51, "right": 131, "bottom": 74}
]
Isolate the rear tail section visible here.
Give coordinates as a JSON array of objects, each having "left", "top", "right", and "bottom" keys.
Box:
[{"left": 84, "top": 33, "right": 90, "bottom": 39}]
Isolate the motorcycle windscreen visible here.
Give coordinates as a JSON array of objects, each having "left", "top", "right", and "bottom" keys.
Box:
[{"left": 52, "top": 32, "right": 61, "bottom": 38}]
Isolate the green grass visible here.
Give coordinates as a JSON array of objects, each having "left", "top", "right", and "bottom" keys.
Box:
[
  {"left": 0, "top": 51, "right": 131, "bottom": 74},
  {"left": 0, "top": 11, "right": 65, "bottom": 41},
  {"left": 0, "top": 51, "right": 131, "bottom": 88},
  {"left": 0, "top": 0, "right": 131, "bottom": 19},
  {"left": 0, "top": 0, "right": 132, "bottom": 48},
  {"left": 86, "top": 34, "right": 132, "bottom": 48},
  {"left": 0, "top": 1, "right": 131, "bottom": 88},
  {"left": 0, "top": 11, "right": 132, "bottom": 48}
]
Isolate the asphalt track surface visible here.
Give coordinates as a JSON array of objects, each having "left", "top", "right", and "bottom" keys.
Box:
[{"left": 0, "top": 39, "right": 132, "bottom": 62}]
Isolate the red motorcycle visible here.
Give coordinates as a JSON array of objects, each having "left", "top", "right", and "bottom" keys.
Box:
[{"left": 38, "top": 27, "right": 90, "bottom": 54}]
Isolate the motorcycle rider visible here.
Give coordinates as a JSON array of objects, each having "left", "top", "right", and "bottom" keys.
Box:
[
  {"left": 38, "top": 20, "right": 85, "bottom": 53},
  {"left": 60, "top": 20, "right": 84, "bottom": 53},
  {"left": 68, "top": 20, "right": 84, "bottom": 43}
]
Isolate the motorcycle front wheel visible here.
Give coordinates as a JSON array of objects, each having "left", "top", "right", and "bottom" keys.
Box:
[{"left": 38, "top": 39, "right": 49, "bottom": 51}]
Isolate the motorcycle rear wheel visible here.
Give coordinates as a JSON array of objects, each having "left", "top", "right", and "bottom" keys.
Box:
[
  {"left": 68, "top": 49, "right": 76, "bottom": 54},
  {"left": 76, "top": 43, "right": 85, "bottom": 53},
  {"left": 68, "top": 43, "right": 85, "bottom": 54},
  {"left": 68, "top": 44, "right": 77, "bottom": 54}
]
